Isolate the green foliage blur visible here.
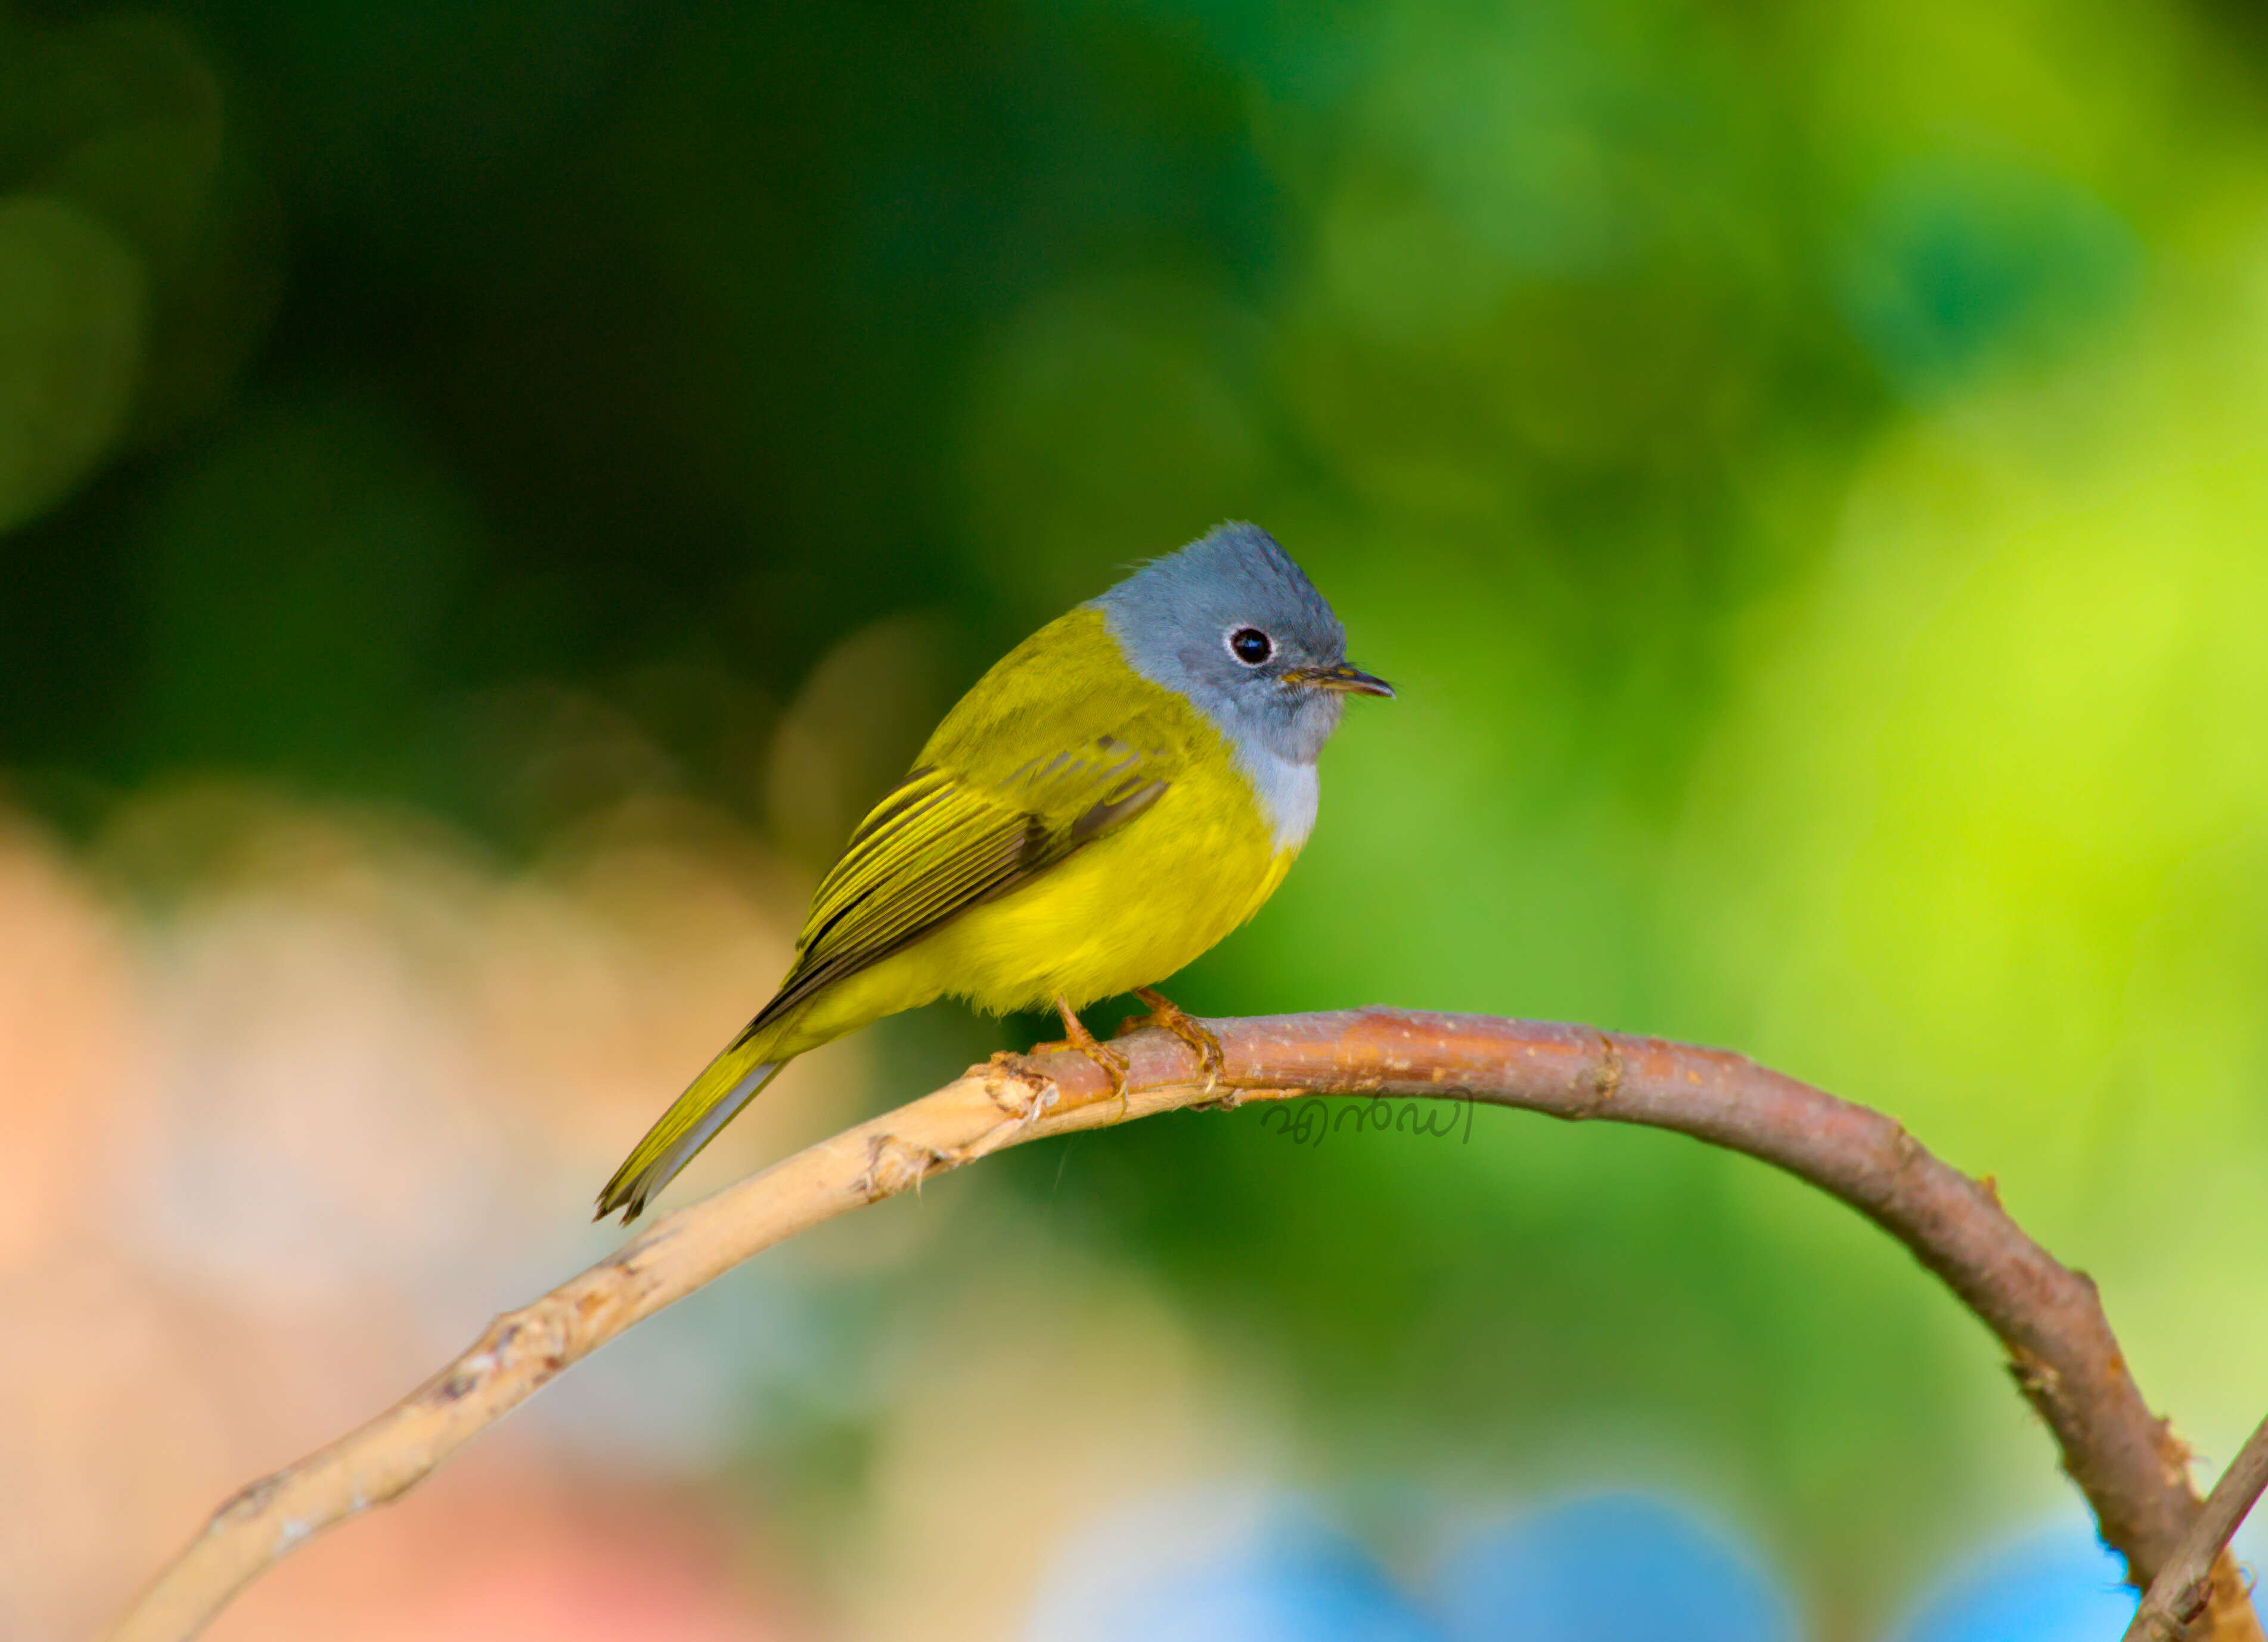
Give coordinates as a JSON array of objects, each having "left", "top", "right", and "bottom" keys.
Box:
[{"left": 11, "top": 0, "right": 2268, "bottom": 1629}]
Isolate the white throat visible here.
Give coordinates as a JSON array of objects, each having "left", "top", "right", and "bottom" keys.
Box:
[{"left": 1234, "top": 744, "right": 1320, "bottom": 852}]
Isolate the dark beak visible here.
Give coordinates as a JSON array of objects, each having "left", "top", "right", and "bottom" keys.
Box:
[{"left": 1287, "top": 662, "right": 1395, "bottom": 699}]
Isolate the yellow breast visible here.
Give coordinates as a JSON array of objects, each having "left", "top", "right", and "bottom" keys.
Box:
[
  {"left": 926, "top": 734, "right": 1295, "bottom": 1014},
  {"left": 896, "top": 606, "right": 1296, "bottom": 1013}
]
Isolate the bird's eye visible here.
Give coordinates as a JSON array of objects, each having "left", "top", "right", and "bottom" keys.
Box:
[{"left": 1228, "top": 626, "right": 1273, "bottom": 666}]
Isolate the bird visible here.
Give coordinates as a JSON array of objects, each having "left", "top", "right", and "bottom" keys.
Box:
[{"left": 596, "top": 522, "right": 1391, "bottom": 1221}]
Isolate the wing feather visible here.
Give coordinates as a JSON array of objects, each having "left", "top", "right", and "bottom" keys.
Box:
[{"left": 739, "top": 742, "right": 1169, "bottom": 1036}]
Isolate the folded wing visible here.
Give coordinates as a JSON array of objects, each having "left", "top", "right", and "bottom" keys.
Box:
[{"left": 738, "top": 737, "right": 1170, "bottom": 1041}]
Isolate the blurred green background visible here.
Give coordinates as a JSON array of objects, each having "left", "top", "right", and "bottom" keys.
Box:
[{"left": 7, "top": 0, "right": 2268, "bottom": 1638}]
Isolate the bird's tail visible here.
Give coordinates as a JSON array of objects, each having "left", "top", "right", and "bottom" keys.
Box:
[{"left": 596, "top": 1040, "right": 786, "bottom": 1224}]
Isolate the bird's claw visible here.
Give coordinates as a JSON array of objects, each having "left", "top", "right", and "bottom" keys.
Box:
[
  {"left": 1034, "top": 996, "right": 1133, "bottom": 1115},
  {"left": 1075, "top": 1038, "right": 1132, "bottom": 1110},
  {"left": 1117, "top": 988, "right": 1225, "bottom": 1094}
]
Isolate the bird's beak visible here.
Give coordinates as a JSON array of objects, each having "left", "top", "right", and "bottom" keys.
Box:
[{"left": 1285, "top": 662, "right": 1395, "bottom": 699}]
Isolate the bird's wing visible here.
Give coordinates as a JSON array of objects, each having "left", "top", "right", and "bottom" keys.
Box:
[{"left": 744, "top": 737, "right": 1171, "bottom": 1033}]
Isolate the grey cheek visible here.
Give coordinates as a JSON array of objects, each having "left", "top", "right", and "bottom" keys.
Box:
[{"left": 1179, "top": 642, "right": 1229, "bottom": 687}]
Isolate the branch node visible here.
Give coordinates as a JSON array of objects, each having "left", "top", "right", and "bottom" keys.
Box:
[
  {"left": 1190, "top": 1087, "right": 1252, "bottom": 1111},
  {"left": 2006, "top": 1344, "right": 2064, "bottom": 1414},
  {"left": 857, "top": 1132, "right": 948, "bottom": 1202},
  {"left": 2158, "top": 1418, "right": 2197, "bottom": 1489},
  {"left": 212, "top": 1477, "right": 279, "bottom": 1527},
  {"left": 981, "top": 1061, "right": 1059, "bottom": 1126},
  {"left": 1586, "top": 1032, "right": 1624, "bottom": 1113}
]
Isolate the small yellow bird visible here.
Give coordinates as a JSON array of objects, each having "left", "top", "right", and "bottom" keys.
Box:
[{"left": 597, "top": 523, "right": 1391, "bottom": 1221}]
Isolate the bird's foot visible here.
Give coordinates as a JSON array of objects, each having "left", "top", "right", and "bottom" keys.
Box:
[
  {"left": 1031, "top": 995, "right": 1131, "bottom": 1114},
  {"left": 1115, "top": 987, "right": 1225, "bottom": 1094}
]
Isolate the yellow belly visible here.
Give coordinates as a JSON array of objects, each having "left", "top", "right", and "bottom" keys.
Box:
[
  {"left": 771, "top": 762, "right": 1290, "bottom": 1054},
  {"left": 927, "top": 768, "right": 1293, "bottom": 1013}
]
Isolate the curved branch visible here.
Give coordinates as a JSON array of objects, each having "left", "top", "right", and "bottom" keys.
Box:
[{"left": 101, "top": 1010, "right": 2261, "bottom": 1642}]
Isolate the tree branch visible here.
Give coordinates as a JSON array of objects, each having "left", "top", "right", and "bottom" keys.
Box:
[
  {"left": 101, "top": 1010, "right": 2262, "bottom": 1642},
  {"left": 2127, "top": 1413, "right": 2268, "bottom": 1641}
]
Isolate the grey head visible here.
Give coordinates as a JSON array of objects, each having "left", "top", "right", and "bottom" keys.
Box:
[{"left": 1092, "top": 522, "right": 1391, "bottom": 844}]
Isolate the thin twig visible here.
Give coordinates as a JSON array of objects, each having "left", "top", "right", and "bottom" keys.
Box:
[
  {"left": 100, "top": 1010, "right": 2263, "bottom": 1642},
  {"left": 2127, "top": 1414, "right": 2268, "bottom": 1641}
]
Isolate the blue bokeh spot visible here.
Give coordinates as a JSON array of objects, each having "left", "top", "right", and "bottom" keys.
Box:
[
  {"left": 1889, "top": 1529, "right": 2137, "bottom": 1642},
  {"left": 1431, "top": 1492, "right": 1797, "bottom": 1642}
]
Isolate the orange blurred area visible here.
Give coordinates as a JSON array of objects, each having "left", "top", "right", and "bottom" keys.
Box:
[
  {"left": 210, "top": 1457, "right": 800, "bottom": 1642},
  {"left": 0, "top": 791, "right": 844, "bottom": 1641}
]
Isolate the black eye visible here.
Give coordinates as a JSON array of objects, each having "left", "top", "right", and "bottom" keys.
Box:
[{"left": 1228, "top": 626, "right": 1273, "bottom": 665}]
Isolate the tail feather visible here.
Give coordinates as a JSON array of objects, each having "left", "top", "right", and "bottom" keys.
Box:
[{"left": 597, "top": 1046, "right": 785, "bottom": 1223}]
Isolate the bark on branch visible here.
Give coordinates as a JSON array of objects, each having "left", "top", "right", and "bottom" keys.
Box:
[{"left": 102, "top": 1010, "right": 2263, "bottom": 1641}]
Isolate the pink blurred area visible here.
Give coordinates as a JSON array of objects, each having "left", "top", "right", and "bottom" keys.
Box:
[
  {"left": 0, "top": 789, "right": 839, "bottom": 1642},
  {"left": 211, "top": 1454, "right": 802, "bottom": 1642}
]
